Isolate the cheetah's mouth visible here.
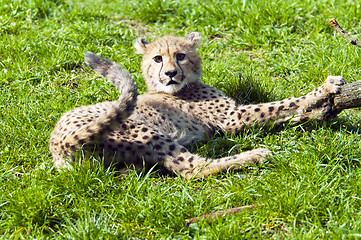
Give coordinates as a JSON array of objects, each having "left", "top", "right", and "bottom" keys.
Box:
[{"left": 165, "top": 80, "right": 180, "bottom": 86}]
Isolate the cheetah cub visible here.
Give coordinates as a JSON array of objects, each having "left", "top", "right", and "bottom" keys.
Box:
[{"left": 49, "top": 32, "right": 346, "bottom": 179}]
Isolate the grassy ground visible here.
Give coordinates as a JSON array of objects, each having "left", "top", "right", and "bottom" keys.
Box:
[{"left": 1, "top": 0, "right": 361, "bottom": 238}]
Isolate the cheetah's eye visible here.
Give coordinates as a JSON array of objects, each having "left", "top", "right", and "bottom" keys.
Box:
[
  {"left": 176, "top": 53, "right": 185, "bottom": 61},
  {"left": 153, "top": 56, "right": 163, "bottom": 63}
]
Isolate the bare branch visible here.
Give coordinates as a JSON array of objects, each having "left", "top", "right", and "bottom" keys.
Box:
[
  {"left": 329, "top": 18, "right": 361, "bottom": 48},
  {"left": 185, "top": 204, "right": 260, "bottom": 226}
]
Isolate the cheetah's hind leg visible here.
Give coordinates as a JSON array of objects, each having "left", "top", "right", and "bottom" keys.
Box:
[
  {"left": 160, "top": 140, "right": 272, "bottom": 179},
  {"left": 185, "top": 148, "right": 272, "bottom": 179}
]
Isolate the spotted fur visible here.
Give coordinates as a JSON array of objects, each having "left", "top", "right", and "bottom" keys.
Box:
[{"left": 49, "top": 32, "right": 346, "bottom": 179}]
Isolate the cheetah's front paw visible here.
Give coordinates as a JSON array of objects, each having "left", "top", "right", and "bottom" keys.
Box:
[
  {"left": 301, "top": 76, "right": 347, "bottom": 119},
  {"left": 322, "top": 76, "right": 347, "bottom": 95}
]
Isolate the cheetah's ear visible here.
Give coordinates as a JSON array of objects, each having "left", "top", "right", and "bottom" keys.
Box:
[
  {"left": 134, "top": 37, "right": 149, "bottom": 54},
  {"left": 185, "top": 32, "right": 201, "bottom": 48}
]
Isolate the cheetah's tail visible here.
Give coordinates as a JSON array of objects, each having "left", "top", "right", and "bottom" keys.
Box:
[
  {"left": 84, "top": 52, "right": 136, "bottom": 93},
  {"left": 49, "top": 53, "right": 138, "bottom": 168},
  {"left": 83, "top": 51, "right": 138, "bottom": 133}
]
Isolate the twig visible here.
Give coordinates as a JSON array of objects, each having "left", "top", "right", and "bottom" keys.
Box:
[
  {"left": 328, "top": 18, "right": 361, "bottom": 110},
  {"left": 185, "top": 204, "right": 260, "bottom": 226},
  {"left": 329, "top": 18, "right": 361, "bottom": 48}
]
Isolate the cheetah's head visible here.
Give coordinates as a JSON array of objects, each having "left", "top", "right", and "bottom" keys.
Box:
[{"left": 135, "top": 32, "right": 202, "bottom": 94}]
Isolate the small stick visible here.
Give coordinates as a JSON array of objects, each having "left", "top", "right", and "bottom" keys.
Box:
[
  {"left": 328, "top": 18, "right": 361, "bottom": 110},
  {"left": 185, "top": 204, "right": 260, "bottom": 226},
  {"left": 329, "top": 18, "right": 361, "bottom": 48}
]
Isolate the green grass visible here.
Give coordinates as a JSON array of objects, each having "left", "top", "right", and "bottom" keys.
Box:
[{"left": 1, "top": 0, "right": 361, "bottom": 238}]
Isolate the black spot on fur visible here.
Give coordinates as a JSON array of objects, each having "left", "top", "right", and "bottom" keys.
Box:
[
  {"left": 154, "top": 145, "right": 162, "bottom": 150},
  {"left": 237, "top": 113, "right": 242, "bottom": 120}
]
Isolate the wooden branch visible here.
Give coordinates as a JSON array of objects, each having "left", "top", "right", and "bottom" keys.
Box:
[
  {"left": 329, "top": 18, "right": 361, "bottom": 48},
  {"left": 335, "top": 80, "right": 361, "bottom": 110},
  {"left": 185, "top": 204, "right": 259, "bottom": 226}
]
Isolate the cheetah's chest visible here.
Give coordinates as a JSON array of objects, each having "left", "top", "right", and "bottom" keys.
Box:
[{"left": 129, "top": 94, "right": 212, "bottom": 145}]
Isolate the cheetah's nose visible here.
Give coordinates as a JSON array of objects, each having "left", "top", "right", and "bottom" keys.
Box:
[{"left": 165, "top": 70, "right": 178, "bottom": 78}]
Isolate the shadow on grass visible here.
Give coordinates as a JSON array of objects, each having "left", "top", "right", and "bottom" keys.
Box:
[
  {"left": 328, "top": 115, "right": 361, "bottom": 135},
  {"left": 215, "top": 71, "right": 275, "bottom": 105}
]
